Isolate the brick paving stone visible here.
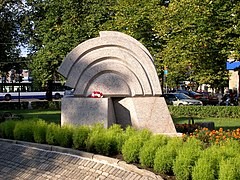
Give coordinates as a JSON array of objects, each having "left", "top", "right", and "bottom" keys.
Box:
[
  {"left": 87, "top": 161, "right": 97, "bottom": 168},
  {"left": 93, "top": 162, "right": 104, "bottom": 169},
  {"left": 112, "top": 167, "right": 122, "bottom": 177},
  {"left": 108, "top": 167, "right": 117, "bottom": 174},
  {"left": 95, "top": 169, "right": 103, "bottom": 175},
  {"left": 121, "top": 171, "right": 132, "bottom": 179},
  {"left": 118, "top": 170, "right": 129, "bottom": 178},
  {"left": 0, "top": 140, "right": 164, "bottom": 180},
  {"left": 125, "top": 172, "right": 136, "bottom": 179}
]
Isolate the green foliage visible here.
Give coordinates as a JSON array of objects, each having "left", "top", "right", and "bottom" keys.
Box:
[
  {"left": 169, "top": 106, "right": 240, "bottom": 118},
  {"left": 72, "top": 125, "right": 90, "bottom": 150},
  {"left": 122, "top": 129, "right": 152, "bottom": 163},
  {"left": 0, "top": 120, "right": 17, "bottom": 139},
  {"left": 33, "top": 120, "right": 48, "bottom": 144},
  {"left": 154, "top": 137, "right": 183, "bottom": 174},
  {"left": 107, "top": 124, "right": 125, "bottom": 154},
  {"left": 219, "top": 156, "right": 240, "bottom": 180},
  {"left": 152, "top": 0, "right": 239, "bottom": 88},
  {"left": 13, "top": 120, "right": 35, "bottom": 142},
  {"left": 192, "top": 145, "right": 221, "bottom": 180},
  {"left": 139, "top": 135, "right": 170, "bottom": 168},
  {"left": 86, "top": 123, "right": 122, "bottom": 156},
  {"left": 46, "top": 123, "right": 60, "bottom": 145},
  {"left": 31, "top": 101, "right": 61, "bottom": 110},
  {"left": 23, "top": 0, "right": 116, "bottom": 85},
  {"left": 55, "top": 124, "right": 74, "bottom": 148},
  {"left": 0, "top": 0, "right": 24, "bottom": 72},
  {"left": 192, "top": 141, "right": 239, "bottom": 180},
  {"left": 173, "top": 138, "right": 203, "bottom": 180}
]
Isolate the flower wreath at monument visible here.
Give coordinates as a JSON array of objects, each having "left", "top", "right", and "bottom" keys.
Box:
[{"left": 88, "top": 91, "right": 103, "bottom": 98}]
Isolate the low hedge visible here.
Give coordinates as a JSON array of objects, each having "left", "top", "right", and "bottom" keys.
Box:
[
  {"left": 0, "top": 101, "right": 61, "bottom": 110},
  {"left": 168, "top": 106, "right": 240, "bottom": 118}
]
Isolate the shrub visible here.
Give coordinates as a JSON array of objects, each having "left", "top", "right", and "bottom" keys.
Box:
[
  {"left": 154, "top": 137, "right": 183, "bottom": 174},
  {"left": 46, "top": 123, "right": 60, "bottom": 145},
  {"left": 56, "top": 124, "right": 74, "bottom": 148},
  {"left": 122, "top": 129, "right": 152, "bottom": 163},
  {"left": 169, "top": 106, "right": 240, "bottom": 118},
  {"left": 13, "top": 120, "right": 35, "bottom": 142},
  {"left": 139, "top": 134, "right": 170, "bottom": 168},
  {"left": 192, "top": 145, "right": 220, "bottom": 180},
  {"left": 191, "top": 139, "right": 240, "bottom": 180},
  {"left": 33, "top": 120, "right": 48, "bottom": 143},
  {"left": 86, "top": 123, "right": 122, "bottom": 156},
  {"left": 173, "top": 138, "right": 203, "bottom": 180},
  {"left": 72, "top": 125, "right": 90, "bottom": 150},
  {"left": 0, "top": 120, "right": 17, "bottom": 139},
  {"left": 107, "top": 124, "right": 125, "bottom": 154},
  {"left": 219, "top": 156, "right": 240, "bottom": 180}
]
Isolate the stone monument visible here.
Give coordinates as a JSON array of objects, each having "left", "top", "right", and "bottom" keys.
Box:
[{"left": 58, "top": 31, "right": 177, "bottom": 135}]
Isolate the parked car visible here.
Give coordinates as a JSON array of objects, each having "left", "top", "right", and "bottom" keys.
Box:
[
  {"left": 161, "top": 93, "right": 203, "bottom": 106},
  {"left": 175, "top": 90, "right": 208, "bottom": 105},
  {"left": 198, "top": 92, "right": 219, "bottom": 106}
]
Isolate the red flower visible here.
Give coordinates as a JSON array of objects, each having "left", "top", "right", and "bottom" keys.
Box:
[{"left": 88, "top": 91, "right": 103, "bottom": 98}]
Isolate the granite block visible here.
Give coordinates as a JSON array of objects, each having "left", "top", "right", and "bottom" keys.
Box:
[{"left": 61, "top": 96, "right": 116, "bottom": 127}]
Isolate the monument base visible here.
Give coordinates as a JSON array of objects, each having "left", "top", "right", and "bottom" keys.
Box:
[
  {"left": 61, "top": 96, "right": 177, "bottom": 134},
  {"left": 61, "top": 96, "right": 116, "bottom": 128},
  {"left": 113, "top": 97, "right": 177, "bottom": 134}
]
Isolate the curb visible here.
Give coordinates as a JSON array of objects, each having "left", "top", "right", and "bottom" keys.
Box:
[{"left": 0, "top": 138, "right": 163, "bottom": 179}]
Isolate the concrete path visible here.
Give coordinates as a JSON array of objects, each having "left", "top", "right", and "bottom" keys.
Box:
[{"left": 0, "top": 139, "right": 163, "bottom": 180}]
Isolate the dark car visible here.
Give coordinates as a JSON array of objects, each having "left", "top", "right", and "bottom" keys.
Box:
[
  {"left": 161, "top": 93, "right": 203, "bottom": 106},
  {"left": 175, "top": 90, "right": 208, "bottom": 105},
  {"left": 199, "top": 92, "right": 219, "bottom": 106}
]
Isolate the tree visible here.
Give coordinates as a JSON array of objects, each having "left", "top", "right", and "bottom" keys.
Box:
[
  {"left": 0, "top": 0, "right": 26, "bottom": 75},
  {"left": 152, "top": 0, "right": 240, "bottom": 89},
  {"left": 100, "top": 0, "right": 165, "bottom": 76},
  {"left": 22, "top": 0, "right": 240, "bottom": 90},
  {"left": 22, "top": 0, "right": 116, "bottom": 86}
]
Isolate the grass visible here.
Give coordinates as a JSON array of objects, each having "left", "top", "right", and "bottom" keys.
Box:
[
  {"left": 1, "top": 109, "right": 240, "bottom": 131},
  {"left": 0, "top": 109, "right": 61, "bottom": 124},
  {"left": 173, "top": 117, "right": 240, "bottom": 130}
]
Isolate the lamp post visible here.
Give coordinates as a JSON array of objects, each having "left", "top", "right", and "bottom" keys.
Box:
[
  {"left": 164, "top": 66, "right": 168, "bottom": 93},
  {"left": 46, "top": 60, "right": 53, "bottom": 101}
]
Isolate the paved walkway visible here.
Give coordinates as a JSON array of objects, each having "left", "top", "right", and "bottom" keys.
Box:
[{"left": 0, "top": 139, "right": 163, "bottom": 180}]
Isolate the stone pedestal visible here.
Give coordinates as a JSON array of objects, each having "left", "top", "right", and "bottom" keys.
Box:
[
  {"left": 61, "top": 96, "right": 177, "bottom": 135},
  {"left": 113, "top": 97, "right": 177, "bottom": 134},
  {"left": 61, "top": 96, "right": 116, "bottom": 128}
]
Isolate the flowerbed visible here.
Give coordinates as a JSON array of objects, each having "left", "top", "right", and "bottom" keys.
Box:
[{"left": 183, "top": 127, "right": 240, "bottom": 144}]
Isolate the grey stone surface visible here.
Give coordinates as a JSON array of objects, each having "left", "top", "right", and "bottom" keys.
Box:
[
  {"left": 0, "top": 139, "right": 163, "bottom": 180},
  {"left": 58, "top": 31, "right": 161, "bottom": 97},
  {"left": 114, "top": 97, "right": 177, "bottom": 134},
  {"left": 61, "top": 96, "right": 116, "bottom": 127}
]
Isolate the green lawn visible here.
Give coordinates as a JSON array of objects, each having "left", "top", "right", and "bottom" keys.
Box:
[
  {"left": 173, "top": 117, "right": 240, "bottom": 130},
  {"left": 1, "top": 109, "right": 240, "bottom": 130},
  {"left": 0, "top": 109, "right": 61, "bottom": 124}
]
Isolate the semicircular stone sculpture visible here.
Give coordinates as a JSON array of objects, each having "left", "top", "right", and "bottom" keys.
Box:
[
  {"left": 58, "top": 31, "right": 178, "bottom": 136},
  {"left": 58, "top": 31, "right": 162, "bottom": 97}
]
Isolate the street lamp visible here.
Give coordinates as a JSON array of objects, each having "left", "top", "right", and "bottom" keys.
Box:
[{"left": 46, "top": 60, "right": 53, "bottom": 101}]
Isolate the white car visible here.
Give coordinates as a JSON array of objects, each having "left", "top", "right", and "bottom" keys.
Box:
[{"left": 161, "top": 93, "right": 203, "bottom": 106}]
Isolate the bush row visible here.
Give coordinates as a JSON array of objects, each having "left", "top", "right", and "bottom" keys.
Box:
[
  {"left": 0, "top": 101, "right": 61, "bottom": 110},
  {"left": 0, "top": 119, "right": 240, "bottom": 179},
  {"left": 168, "top": 105, "right": 240, "bottom": 118}
]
